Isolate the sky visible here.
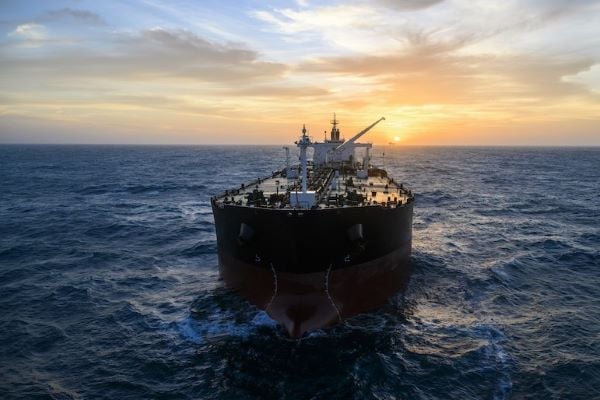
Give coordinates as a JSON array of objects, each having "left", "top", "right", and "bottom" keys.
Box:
[{"left": 0, "top": 0, "right": 599, "bottom": 145}]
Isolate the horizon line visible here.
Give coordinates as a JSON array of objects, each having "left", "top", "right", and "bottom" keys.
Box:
[{"left": 1, "top": 143, "right": 599, "bottom": 148}]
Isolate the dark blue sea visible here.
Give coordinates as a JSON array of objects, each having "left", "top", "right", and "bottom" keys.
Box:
[{"left": 1, "top": 145, "right": 599, "bottom": 399}]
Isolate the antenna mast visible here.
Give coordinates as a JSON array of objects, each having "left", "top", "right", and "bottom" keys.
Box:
[{"left": 330, "top": 113, "right": 340, "bottom": 141}]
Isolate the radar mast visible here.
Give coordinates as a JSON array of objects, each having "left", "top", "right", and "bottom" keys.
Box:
[{"left": 330, "top": 113, "right": 341, "bottom": 141}]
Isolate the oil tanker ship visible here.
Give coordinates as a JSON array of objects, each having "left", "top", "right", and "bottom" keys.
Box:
[{"left": 211, "top": 115, "right": 414, "bottom": 337}]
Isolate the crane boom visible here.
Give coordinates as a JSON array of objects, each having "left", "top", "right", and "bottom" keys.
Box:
[{"left": 332, "top": 117, "right": 385, "bottom": 153}]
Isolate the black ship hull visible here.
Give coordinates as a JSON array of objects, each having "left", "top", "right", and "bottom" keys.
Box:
[{"left": 211, "top": 200, "right": 413, "bottom": 337}]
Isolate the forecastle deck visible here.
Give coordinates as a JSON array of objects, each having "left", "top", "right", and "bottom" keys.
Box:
[{"left": 213, "top": 164, "right": 414, "bottom": 210}]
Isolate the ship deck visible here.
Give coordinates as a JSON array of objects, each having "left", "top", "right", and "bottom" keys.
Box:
[{"left": 213, "top": 164, "right": 413, "bottom": 209}]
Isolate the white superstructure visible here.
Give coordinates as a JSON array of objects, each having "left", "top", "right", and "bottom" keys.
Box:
[{"left": 213, "top": 114, "right": 411, "bottom": 211}]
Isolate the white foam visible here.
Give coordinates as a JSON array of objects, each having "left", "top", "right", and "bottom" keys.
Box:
[
  {"left": 251, "top": 311, "right": 277, "bottom": 327},
  {"left": 177, "top": 310, "right": 278, "bottom": 343},
  {"left": 178, "top": 316, "right": 203, "bottom": 344}
]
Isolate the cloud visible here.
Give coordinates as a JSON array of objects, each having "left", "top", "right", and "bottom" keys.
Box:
[
  {"left": 298, "top": 29, "right": 477, "bottom": 77},
  {"left": 250, "top": 5, "right": 399, "bottom": 53},
  {"left": 564, "top": 64, "right": 600, "bottom": 93},
  {"left": 297, "top": 25, "right": 599, "bottom": 110},
  {"left": 251, "top": 6, "right": 378, "bottom": 35},
  {"left": 0, "top": 25, "right": 332, "bottom": 127},
  {"left": 41, "top": 8, "right": 106, "bottom": 26},
  {"left": 372, "top": 0, "right": 444, "bottom": 11},
  {"left": 216, "top": 85, "right": 330, "bottom": 98},
  {"left": 117, "top": 28, "right": 287, "bottom": 81},
  {"left": 1, "top": 27, "right": 287, "bottom": 83},
  {"left": 8, "top": 23, "right": 47, "bottom": 40},
  {"left": 526, "top": 0, "right": 600, "bottom": 21}
]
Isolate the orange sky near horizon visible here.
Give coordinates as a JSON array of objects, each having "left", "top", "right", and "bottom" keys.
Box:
[{"left": 0, "top": 1, "right": 599, "bottom": 145}]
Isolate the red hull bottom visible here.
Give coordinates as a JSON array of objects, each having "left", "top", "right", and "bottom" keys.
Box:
[{"left": 218, "top": 248, "right": 411, "bottom": 338}]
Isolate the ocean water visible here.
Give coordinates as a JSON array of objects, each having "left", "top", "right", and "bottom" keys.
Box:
[{"left": 0, "top": 145, "right": 598, "bottom": 400}]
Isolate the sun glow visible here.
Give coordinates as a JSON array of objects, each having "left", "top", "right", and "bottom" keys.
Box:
[{"left": 0, "top": 1, "right": 599, "bottom": 145}]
